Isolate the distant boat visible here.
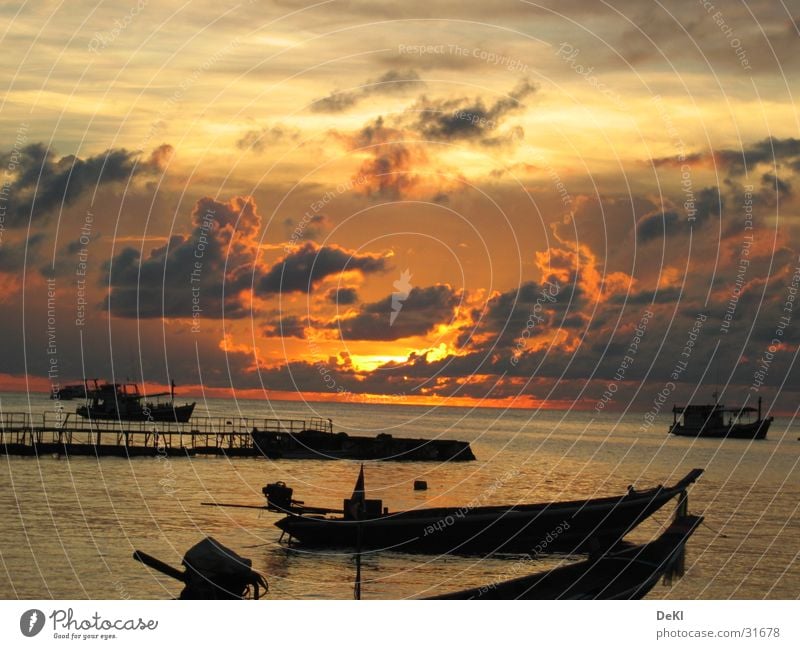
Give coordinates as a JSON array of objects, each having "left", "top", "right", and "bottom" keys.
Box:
[
  {"left": 270, "top": 467, "right": 704, "bottom": 555},
  {"left": 76, "top": 379, "right": 195, "bottom": 423},
  {"left": 670, "top": 395, "right": 772, "bottom": 440},
  {"left": 428, "top": 514, "right": 703, "bottom": 599},
  {"left": 50, "top": 383, "right": 88, "bottom": 400}
]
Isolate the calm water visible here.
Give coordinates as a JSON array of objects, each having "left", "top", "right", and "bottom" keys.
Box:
[{"left": 1, "top": 392, "right": 798, "bottom": 599}]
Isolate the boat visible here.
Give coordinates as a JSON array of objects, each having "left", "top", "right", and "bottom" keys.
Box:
[
  {"left": 135, "top": 515, "right": 701, "bottom": 600},
  {"left": 133, "top": 537, "right": 267, "bottom": 599},
  {"left": 670, "top": 395, "right": 772, "bottom": 439},
  {"left": 428, "top": 514, "right": 702, "bottom": 599},
  {"left": 76, "top": 379, "right": 196, "bottom": 423},
  {"left": 50, "top": 383, "right": 88, "bottom": 400},
  {"left": 268, "top": 466, "right": 704, "bottom": 556},
  {"left": 251, "top": 425, "right": 475, "bottom": 461}
]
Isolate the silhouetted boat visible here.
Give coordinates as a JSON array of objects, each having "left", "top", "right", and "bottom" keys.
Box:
[
  {"left": 670, "top": 395, "right": 772, "bottom": 439},
  {"left": 76, "top": 379, "right": 195, "bottom": 423},
  {"left": 251, "top": 426, "right": 475, "bottom": 461},
  {"left": 270, "top": 467, "right": 704, "bottom": 555},
  {"left": 428, "top": 514, "right": 702, "bottom": 599},
  {"left": 137, "top": 515, "right": 701, "bottom": 600}
]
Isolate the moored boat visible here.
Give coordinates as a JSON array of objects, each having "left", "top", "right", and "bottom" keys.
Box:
[
  {"left": 76, "top": 379, "right": 196, "bottom": 423},
  {"left": 670, "top": 396, "right": 772, "bottom": 439},
  {"left": 428, "top": 514, "right": 703, "bottom": 599},
  {"left": 132, "top": 515, "right": 701, "bottom": 599},
  {"left": 271, "top": 467, "right": 704, "bottom": 556},
  {"left": 251, "top": 426, "right": 475, "bottom": 461}
]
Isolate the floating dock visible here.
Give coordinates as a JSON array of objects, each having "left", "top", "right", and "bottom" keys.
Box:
[{"left": 0, "top": 412, "right": 475, "bottom": 461}]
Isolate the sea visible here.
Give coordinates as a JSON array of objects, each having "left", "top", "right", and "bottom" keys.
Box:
[{"left": 1, "top": 392, "right": 798, "bottom": 600}]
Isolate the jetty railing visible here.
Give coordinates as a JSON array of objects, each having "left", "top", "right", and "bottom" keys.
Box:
[{"left": 0, "top": 412, "right": 334, "bottom": 451}]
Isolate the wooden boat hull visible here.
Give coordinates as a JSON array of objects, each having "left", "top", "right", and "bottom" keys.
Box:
[
  {"left": 275, "top": 469, "right": 703, "bottom": 556},
  {"left": 252, "top": 430, "right": 475, "bottom": 462},
  {"left": 670, "top": 418, "right": 771, "bottom": 439},
  {"left": 76, "top": 403, "right": 196, "bottom": 423},
  {"left": 428, "top": 515, "right": 703, "bottom": 599}
]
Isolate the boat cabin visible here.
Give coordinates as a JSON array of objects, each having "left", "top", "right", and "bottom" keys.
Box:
[{"left": 671, "top": 402, "right": 760, "bottom": 428}]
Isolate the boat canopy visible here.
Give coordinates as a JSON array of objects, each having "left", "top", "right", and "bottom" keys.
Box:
[{"left": 672, "top": 404, "right": 758, "bottom": 414}]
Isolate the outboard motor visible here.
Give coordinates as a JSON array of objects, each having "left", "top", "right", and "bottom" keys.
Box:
[
  {"left": 133, "top": 537, "right": 268, "bottom": 599},
  {"left": 263, "top": 481, "right": 295, "bottom": 512},
  {"left": 180, "top": 538, "right": 267, "bottom": 599}
]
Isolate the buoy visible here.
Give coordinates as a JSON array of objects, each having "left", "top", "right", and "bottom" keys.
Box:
[{"left": 413, "top": 480, "right": 428, "bottom": 491}]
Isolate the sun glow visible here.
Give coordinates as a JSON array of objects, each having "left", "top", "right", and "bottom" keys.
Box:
[{"left": 349, "top": 354, "right": 410, "bottom": 371}]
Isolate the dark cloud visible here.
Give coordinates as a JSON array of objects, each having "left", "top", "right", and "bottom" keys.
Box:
[
  {"left": 104, "top": 192, "right": 388, "bottom": 318},
  {"left": 257, "top": 241, "right": 388, "bottom": 295},
  {"left": 327, "top": 287, "right": 359, "bottom": 304},
  {"left": 636, "top": 187, "right": 721, "bottom": 242},
  {"left": 636, "top": 210, "right": 681, "bottom": 243},
  {"left": 334, "top": 284, "right": 460, "bottom": 340},
  {"left": 104, "top": 195, "right": 262, "bottom": 319},
  {"left": 610, "top": 287, "right": 682, "bottom": 305},
  {"left": 180, "top": 256, "right": 800, "bottom": 404},
  {"left": 455, "top": 240, "right": 635, "bottom": 366},
  {"left": 262, "top": 314, "right": 316, "bottom": 338},
  {"left": 343, "top": 116, "right": 429, "bottom": 199},
  {"left": 311, "top": 69, "right": 425, "bottom": 113},
  {"left": 692, "top": 186, "right": 723, "bottom": 225},
  {"left": 236, "top": 124, "right": 299, "bottom": 153},
  {"left": 721, "top": 137, "right": 800, "bottom": 175},
  {"left": 283, "top": 213, "right": 328, "bottom": 241},
  {"left": 338, "top": 116, "right": 463, "bottom": 200},
  {"left": 147, "top": 143, "right": 174, "bottom": 168},
  {"left": 0, "top": 234, "right": 44, "bottom": 271},
  {"left": 762, "top": 172, "right": 792, "bottom": 199},
  {"left": 461, "top": 280, "right": 567, "bottom": 352},
  {"left": 410, "top": 78, "right": 536, "bottom": 144},
  {"left": 0, "top": 143, "right": 170, "bottom": 227},
  {"left": 653, "top": 138, "right": 800, "bottom": 177},
  {"left": 357, "top": 142, "right": 419, "bottom": 198},
  {"left": 312, "top": 92, "right": 360, "bottom": 114}
]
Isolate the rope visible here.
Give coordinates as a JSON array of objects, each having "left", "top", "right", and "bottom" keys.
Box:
[{"left": 701, "top": 518, "right": 729, "bottom": 539}]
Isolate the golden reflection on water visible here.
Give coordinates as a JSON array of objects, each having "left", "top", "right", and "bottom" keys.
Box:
[{"left": 1, "top": 397, "right": 798, "bottom": 599}]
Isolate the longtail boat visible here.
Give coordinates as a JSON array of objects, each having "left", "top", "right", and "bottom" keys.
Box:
[
  {"left": 268, "top": 467, "right": 704, "bottom": 556},
  {"left": 428, "top": 514, "right": 702, "bottom": 599}
]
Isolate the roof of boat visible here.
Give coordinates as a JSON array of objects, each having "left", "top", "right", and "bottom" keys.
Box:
[{"left": 672, "top": 403, "right": 758, "bottom": 413}]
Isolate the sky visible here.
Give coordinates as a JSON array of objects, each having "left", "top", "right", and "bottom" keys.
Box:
[{"left": 1, "top": 0, "right": 799, "bottom": 413}]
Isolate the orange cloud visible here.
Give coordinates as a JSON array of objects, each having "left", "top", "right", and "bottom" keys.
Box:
[
  {"left": 335, "top": 116, "right": 464, "bottom": 200},
  {"left": 535, "top": 241, "right": 634, "bottom": 304}
]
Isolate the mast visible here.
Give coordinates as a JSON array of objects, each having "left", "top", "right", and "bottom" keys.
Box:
[{"left": 350, "top": 465, "right": 365, "bottom": 601}]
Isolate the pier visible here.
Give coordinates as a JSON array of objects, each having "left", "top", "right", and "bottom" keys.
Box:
[
  {"left": 0, "top": 412, "right": 332, "bottom": 457},
  {"left": 0, "top": 412, "right": 475, "bottom": 461}
]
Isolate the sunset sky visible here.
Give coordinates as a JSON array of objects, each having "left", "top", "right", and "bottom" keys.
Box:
[{"left": 1, "top": 1, "right": 799, "bottom": 412}]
